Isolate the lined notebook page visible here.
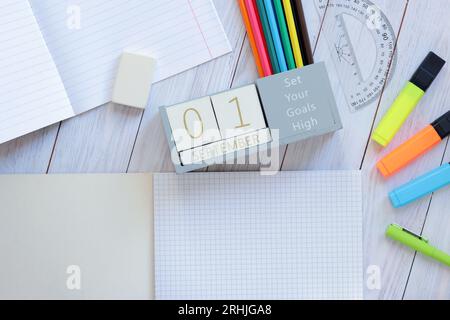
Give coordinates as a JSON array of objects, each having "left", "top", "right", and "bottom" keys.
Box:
[
  {"left": 0, "top": 0, "right": 74, "bottom": 144},
  {"left": 29, "top": 0, "right": 232, "bottom": 114},
  {"left": 154, "top": 171, "right": 363, "bottom": 300}
]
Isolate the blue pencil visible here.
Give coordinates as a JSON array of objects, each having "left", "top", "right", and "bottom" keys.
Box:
[{"left": 262, "top": 0, "right": 288, "bottom": 72}]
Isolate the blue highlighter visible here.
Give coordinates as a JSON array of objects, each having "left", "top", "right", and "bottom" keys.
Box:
[{"left": 390, "top": 163, "right": 450, "bottom": 208}]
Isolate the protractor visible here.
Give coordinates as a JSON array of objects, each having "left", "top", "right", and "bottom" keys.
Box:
[{"left": 315, "top": 0, "right": 397, "bottom": 112}]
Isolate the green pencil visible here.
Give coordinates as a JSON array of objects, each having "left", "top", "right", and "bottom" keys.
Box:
[
  {"left": 273, "top": 0, "right": 296, "bottom": 70},
  {"left": 255, "top": 0, "right": 280, "bottom": 74}
]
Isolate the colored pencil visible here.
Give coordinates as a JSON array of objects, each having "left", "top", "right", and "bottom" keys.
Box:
[
  {"left": 292, "top": 0, "right": 314, "bottom": 65},
  {"left": 244, "top": 0, "right": 273, "bottom": 76},
  {"left": 281, "top": 0, "right": 304, "bottom": 68},
  {"left": 252, "top": 0, "right": 272, "bottom": 72},
  {"left": 255, "top": 0, "right": 280, "bottom": 73},
  {"left": 262, "top": 0, "right": 288, "bottom": 72},
  {"left": 238, "top": 0, "right": 264, "bottom": 77},
  {"left": 273, "top": 0, "right": 296, "bottom": 69}
]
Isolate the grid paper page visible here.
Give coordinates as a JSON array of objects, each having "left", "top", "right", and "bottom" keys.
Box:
[
  {"left": 0, "top": 0, "right": 74, "bottom": 145},
  {"left": 29, "top": 0, "right": 232, "bottom": 114},
  {"left": 154, "top": 171, "right": 363, "bottom": 300}
]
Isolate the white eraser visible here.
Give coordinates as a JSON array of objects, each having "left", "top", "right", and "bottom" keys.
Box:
[{"left": 112, "top": 52, "right": 156, "bottom": 109}]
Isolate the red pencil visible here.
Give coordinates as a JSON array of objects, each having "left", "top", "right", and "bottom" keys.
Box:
[
  {"left": 244, "top": 0, "right": 273, "bottom": 76},
  {"left": 238, "top": 0, "right": 264, "bottom": 77}
]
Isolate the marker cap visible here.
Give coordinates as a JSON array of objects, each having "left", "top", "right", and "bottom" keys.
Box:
[
  {"left": 389, "top": 191, "right": 403, "bottom": 208},
  {"left": 410, "top": 52, "right": 446, "bottom": 92},
  {"left": 389, "top": 163, "right": 450, "bottom": 208},
  {"left": 432, "top": 110, "right": 450, "bottom": 139}
]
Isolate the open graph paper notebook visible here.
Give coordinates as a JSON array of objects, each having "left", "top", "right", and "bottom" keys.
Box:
[
  {"left": 0, "top": 0, "right": 231, "bottom": 144},
  {"left": 0, "top": 171, "right": 362, "bottom": 299},
  {"left": 154, "top": 171, "right": 364, "bottom": 300}
]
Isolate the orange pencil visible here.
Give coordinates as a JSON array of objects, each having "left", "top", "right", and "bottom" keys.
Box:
[{"left": 238, "top": 0, "right": 264, "bottom": 77}]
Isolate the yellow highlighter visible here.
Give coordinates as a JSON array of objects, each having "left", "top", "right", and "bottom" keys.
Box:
[{"left": 372, "top": 52, "right": 446, "bottom": 147}]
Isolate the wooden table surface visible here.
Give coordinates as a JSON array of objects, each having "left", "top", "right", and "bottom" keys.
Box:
[{"left": 1, "top": 0, "right": 448, "bottom": 299}]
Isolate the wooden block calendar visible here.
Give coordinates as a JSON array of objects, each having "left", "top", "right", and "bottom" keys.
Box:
[{"left": 160, "top": 63, "right": 342, "bottom": 173}]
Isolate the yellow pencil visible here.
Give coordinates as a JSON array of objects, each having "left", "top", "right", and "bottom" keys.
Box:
[{"left": 282, "top": 0, "right": 304, "bottom": 68}]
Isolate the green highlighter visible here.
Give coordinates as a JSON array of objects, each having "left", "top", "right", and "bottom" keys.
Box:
[{"left": 386, "top": 224, "right": 450, "bottom": 267}]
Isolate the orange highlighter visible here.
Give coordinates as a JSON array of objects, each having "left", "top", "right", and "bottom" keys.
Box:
[{"left": 377, "top": 110, "right": 450, "bottom": 178}]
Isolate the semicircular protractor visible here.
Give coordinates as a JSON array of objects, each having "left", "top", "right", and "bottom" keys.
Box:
[{"left": 315, "top": 0, "right": 397, "bottom": 112}]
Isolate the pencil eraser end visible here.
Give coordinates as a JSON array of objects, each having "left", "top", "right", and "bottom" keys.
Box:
[
  {"left": 376, "top": 160, "right": 391, "bottom": 178},
  {"left": 389, "top": 191, "right": 402, "bottom": 208},
  {"left": 112, "top": 52, "right": 157, "bottom": 109},
  {"left": 372, "top": 132, "right": 389, "bottom": 147}
]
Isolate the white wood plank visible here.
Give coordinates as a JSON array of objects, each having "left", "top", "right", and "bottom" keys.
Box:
[
  {"left": 0, "top": 125, "right": 58, "bottom": 174},
  {"left": 48, "top": 104, "right": 142, "bottom": 173},
  {"left": 403, "top": 145, "right": 450, "bottom": 299},
  {"left": 127, "top": 0, "right": 246, "bottom": 173},
  {"left": 229, "top": 35, "right": 260, "bottom": 87},
  {"left": 360, "top": 0, "right": 450, "bottom": 299},
  {"left": 301, "top": 0, "right": 327, "bottom": 49}
]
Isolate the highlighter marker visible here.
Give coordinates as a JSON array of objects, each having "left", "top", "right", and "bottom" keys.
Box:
[
  {"left": 389, "top": 163, "right": 450, "bottom": 208},
  {"left": 372, "top": 52, "right": 446, "bottom": 147},
  {"left": 386, "top": 224, "right": 450, "bottom": 267},
  {"left": 377, "top": 110, "right": 450, "bottom": 178}
]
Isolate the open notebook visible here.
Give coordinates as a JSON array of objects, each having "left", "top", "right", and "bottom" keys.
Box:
[
  {"left": 0, "top": 171, "right": 362, "bottom": 299},
  {"left": 0, "top": 0, "right": 231, "bottom": 144}
]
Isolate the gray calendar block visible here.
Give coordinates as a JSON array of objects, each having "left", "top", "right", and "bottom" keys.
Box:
[{"left": 256, "top": 62, "right": 342, "bottom": 145}]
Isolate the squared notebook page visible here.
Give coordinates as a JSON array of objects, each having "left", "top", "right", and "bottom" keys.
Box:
[
  {"left": 154, "top": 171, "right": 363, "bottom": 300},
  {"left": 0, "top": 0, "right": 74, "bottom": 144},
  {"left": 29, "top": 0, "right": 232, "bottom": 114}
]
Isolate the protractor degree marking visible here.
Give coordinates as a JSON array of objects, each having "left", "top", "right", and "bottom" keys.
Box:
[{"left": 314, "top": 0, "right": 397, "bottom": 111}]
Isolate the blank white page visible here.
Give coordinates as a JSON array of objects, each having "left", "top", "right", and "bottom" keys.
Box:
[
  {"left": 0, "top": 174, "right": 154, "bottom": 299},
  {"left": 0, "top": 0, "right": 74, "bottom": 144},
  {"left": 29, "top": 0, "right": 232, "bottom": 114},
  {"left": 154, "top": 171, "right": 363, "bottom": 300}
]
